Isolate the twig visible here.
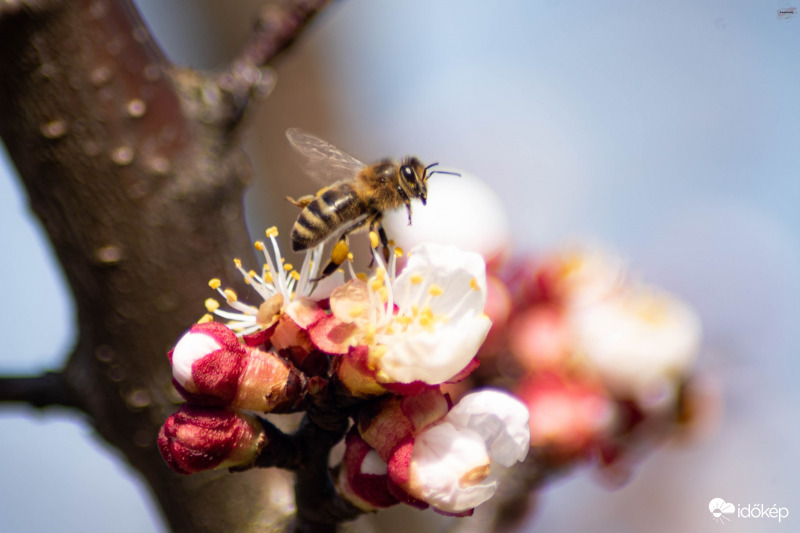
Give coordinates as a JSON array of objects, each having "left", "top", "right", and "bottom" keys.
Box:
[{"left": 0, "top": 371, "right": 84, "bottom": 410}]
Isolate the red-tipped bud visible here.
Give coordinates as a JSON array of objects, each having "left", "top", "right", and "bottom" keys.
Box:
[
  {"left": 336, "top": 430, "right": 399, "bottom": 511},
  {"left": 157, "top": 405, "right": 265, "bottom": 474},
  {"left": 169, "top": 322, "right": 305, "bottom": 412}
]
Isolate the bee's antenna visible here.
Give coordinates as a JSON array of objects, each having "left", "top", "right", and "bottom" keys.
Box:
[
  {"left": 425, "top": 162, "right": 461, "bottom": 178},
  {"left": 429, "top": 169, "right": 461, "bottom": 177}
]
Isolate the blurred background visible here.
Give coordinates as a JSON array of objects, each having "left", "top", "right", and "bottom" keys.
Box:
[{"left": 1, "top": 0, "right": 798, "bottom": 531}]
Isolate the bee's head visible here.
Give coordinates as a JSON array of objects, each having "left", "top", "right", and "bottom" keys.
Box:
[{"left": 399, "top": 157, "right": 428, "bottom": 205}]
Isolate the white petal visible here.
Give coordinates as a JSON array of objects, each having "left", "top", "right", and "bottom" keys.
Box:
[
  {"left": 394, "top": 243, "right": 487, "bottom": 317},
  {"left": 171, "top": 331, "right": 221, "bottom": 390},
  {"left": 570, "top": 286, "right": 701, "bottom": 401},
  {"left": 410, "top": 422, "right": 496, "bottom": 513},
  {"left": 380, "top": 314, "right": 491, "bottom": 384},
  {"left": 360, "top": 449, "right": 388, "bottom": 476},
  {"left": 445, "top": 390, "right": 531, "bottom": 467}
]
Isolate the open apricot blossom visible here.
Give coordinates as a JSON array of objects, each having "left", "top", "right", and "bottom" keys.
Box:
[
  {"left": 201, "top": 226, "right": 326, "bottom": 335},
  {"left": 570, "top": 284, "right": 701, "bottom": 409},
  {"left": 342, "top": 389, "right": 530, "bottom": 514},
  {"left": 312, "top": 241, "right": 492, "bottom": 393},
  {"left": 158, "top": 405, "right": 266, "bottom": 474}
]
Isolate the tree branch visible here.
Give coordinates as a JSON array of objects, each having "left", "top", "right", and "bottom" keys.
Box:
[
  {"left": 0, "top": 370, "right": 84, "bottom": 410},
  {"left": 0, "top": 0, "right": 335, "bottom": 531}
]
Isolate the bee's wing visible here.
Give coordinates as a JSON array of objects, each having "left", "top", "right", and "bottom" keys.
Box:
[{"left": 286, "top": 128, "right": 365, "bottom": 184}]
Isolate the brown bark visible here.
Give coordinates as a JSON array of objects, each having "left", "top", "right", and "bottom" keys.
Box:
[{"left": 0, "top": 0, "right": 331, "bottom": 531}]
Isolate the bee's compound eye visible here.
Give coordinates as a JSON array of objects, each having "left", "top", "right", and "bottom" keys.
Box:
[{"left": 401, "top": 165, "right": 414, "bottom": 180}]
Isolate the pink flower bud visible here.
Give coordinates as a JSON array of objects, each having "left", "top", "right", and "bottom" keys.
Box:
[
  {"left": 157, "top": 405, "right": 265, "bottom": 474},
  {"left": 169, "top": 322, "right": 305, "bottom": 412},
  {"left": 336, "top": 430, "right": 398, "bottom": 511},
  {"left": 517, "top": 372, "right": 614, "bottom": 458}
]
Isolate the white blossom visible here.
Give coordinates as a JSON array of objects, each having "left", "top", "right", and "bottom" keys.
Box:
[
  {"left": 335, "top": 241, "right": 492, "bottom": 385},
  {"left": 407, "top": 390, "right": 530, "bottom": 513},
  {"left": 570, "top": 285, "right": 701, "bottom": 407},
  {"left": 203, "top": 226, "right": 325, "bottom": 335}
]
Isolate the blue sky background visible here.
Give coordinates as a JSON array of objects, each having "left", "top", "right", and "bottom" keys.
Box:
[{"left": 1, "top": 1, "right": 798, "bottom": 531}]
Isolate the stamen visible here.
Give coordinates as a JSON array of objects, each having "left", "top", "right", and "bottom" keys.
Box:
[
  {"left": 369, "top": 231, "right": 380, "bottom": 249},
  {"left": 209, "top": 278, "right": 222, "bottom": 289},
  {"left": 197, "top": 314, "right": 214, "bottom": 324},
  {"left": 223, "top": 288, "right": 238, "bottom": 303},
  {"left": 266, "top": 226, "right": 279, "bottom": 238},
  {"left": 204, "top": 298, "right": 220, "bottom": 312},
  {"left": 410, "top": 274, "right": 423, "bottom": 285}
]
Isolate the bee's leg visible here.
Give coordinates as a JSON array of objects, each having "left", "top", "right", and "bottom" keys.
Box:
[
  {"left": 312, "top": 234, "right": 351, "bottom": 282},
  {"left": 377, "top": 222, "right": 391, "bottom": 263},
  {"left": 286, "top": 194, "right": 314, "bottom": 209},
  {"left": 404, "top": 201, "right": 413, "bottom": 225},
  {"left": 366, "top": 216, "right": 391, "bottom": 264}
]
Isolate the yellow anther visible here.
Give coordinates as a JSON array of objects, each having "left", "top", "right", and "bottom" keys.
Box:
[
  {"left": 470, "top": 277, "right": 480, "bottom": 291},
  {"left": 347, "top": 252, "right": 354, "bottom": 262},
  {"left": 248, "top": 270, "right": 257, "bottom": 278},
  {"left": 283, "top": 263, "right": 294, "bottom": 271},
  {"left": 223, "top": 288, "right": 237, "bottom": 303},
  {"left": 395, "top": 316, "right": 413, "bottom": 326},
  {"left": 410, "top": 274, "right": 423, "bottom": 285},
  {"left": 266, "top": 226, "right": 279, "bottom": 238},
  {"left": 331, "top": 240, "right": 349, "bottom": 265},
  {"left": 364, "top": 324, "right": 376, "bottom": 345},
  {"left": 368, "top": 345, "right": 388, "bottom": 369},
  {"left": 208, "top": 278, "right": 222, "bottom": 289},
  {"left": 374, "top": 267, "right": 386, "bottom": 280},
  {"left": 197, "top": 314, "right": 214, "bottom": 324},
  {"left": 290, "top": 271, "right": 300, "bottom": 281},
  {"left": 356, "top": 272, "right": 368, "bottom": 282},
  {"left": 233, "top": 258, "right": 242, "bottom": 268},
  {"left": 348, "top": 305, "right": 364, "bottom": 318},
  {"left": 204, "top": 298, "right": 220, "bottom": 312},
  {"left": 428, "top": 284, "right": 444, "bottom": 297},
  {"left": 254, "top": 241, "right": 265, "bottom": 251},
  {"left": 370, "top": 277, "right": 384, "bottom": 292},
  {"left": 419, "top": 315, "right": 433, "bottom": 328},
  {"left": 378, "top": 286, "right": 389, "bottom": 303},
  {"left": 394, "top": 247, "right": 404, "bottom": 258},
  {"left": 265, "top": 272, "right": 274, "bottom": 283},
  {"left": 369, "top": 231, "right": 380, "bottom": 249}
]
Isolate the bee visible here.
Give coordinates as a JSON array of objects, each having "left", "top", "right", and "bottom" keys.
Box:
[{"left": 285, "top": 128, "right": 456, "bottom": 279}]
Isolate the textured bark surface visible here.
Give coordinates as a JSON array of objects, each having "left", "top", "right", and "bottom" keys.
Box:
[{"left": 0, "top": 1, "right": 330, "bottom": 531}]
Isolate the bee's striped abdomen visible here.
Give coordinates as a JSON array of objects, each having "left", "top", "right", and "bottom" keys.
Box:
[{"left": 291, "top": 183, "right": 364, "bottom": 251}]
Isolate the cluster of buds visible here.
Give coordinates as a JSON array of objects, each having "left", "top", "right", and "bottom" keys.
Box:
[
  {"left": 158, "top": 226, "right": 531, "bottom": 517},
  {"left": 477, "top": 244, "right": 702, "bottom": 475}
]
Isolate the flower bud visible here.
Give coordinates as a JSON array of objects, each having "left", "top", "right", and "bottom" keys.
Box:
[
  {"left": 169, "top": 322, "right": 305, "bottom": 412},
  {"left": 336, "top": 430, "right": 398, "bottom": 511},
  {"left": 157, "top": 405, "right": 265, "bottom": 474}
]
